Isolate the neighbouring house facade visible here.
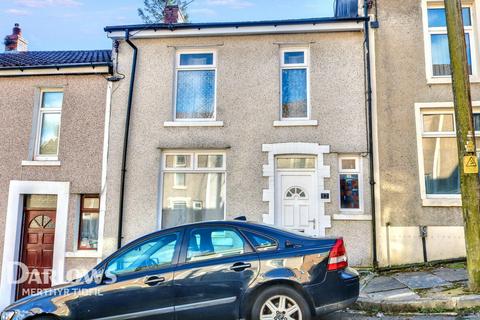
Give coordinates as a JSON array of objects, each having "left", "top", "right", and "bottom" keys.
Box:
[
  {"left": 102, "top": 10, "right": 374, "bottom": 267},
  {"left": 0, "top": 24, "right": 112, "bottom": 308},
  {"left": 372, "top": 0, "right": 480, "bottom": 266}
]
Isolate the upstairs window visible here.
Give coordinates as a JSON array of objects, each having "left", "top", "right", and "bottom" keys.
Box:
[
  {"left": 424, "top": 3, "right": 475, "bottom": 80},
  {"left": 35, "top": 91, "right": 63, "bottom": 160},
  {"left": 281, "top": 48, "right": 309, "bottom": 120},
  {"left": 175, "top": 51, "right": 216, "bottom": 121}
]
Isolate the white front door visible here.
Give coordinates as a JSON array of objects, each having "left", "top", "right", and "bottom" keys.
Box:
[{"left": 276, "top": 172, "right": 317, "bottom": 235}]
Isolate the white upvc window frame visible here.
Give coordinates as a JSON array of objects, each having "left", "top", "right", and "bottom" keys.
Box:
[
  {"left": 159, "top": 150, "right": 227, "bottom": 229},
  {"left": 174, "top": 49, "right": 218, "bottom": 122},
  {"left": 415, "top": 102, "right": 480, "bottom": 206},
  {"left": 279, "top": 47, "right": 311, "bottom": 121},
  {"left": 422, "top": 0, "right": 479, "bottom": 84},
  {"left": 338, "top": 155, "right": 364, "bottom": 213},
  {"left": 34, "top": 89, "right": 63, "bottom": 161}
]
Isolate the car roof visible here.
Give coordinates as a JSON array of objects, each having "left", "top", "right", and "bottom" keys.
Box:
[{"left": 131, "top": 220, "right": 289, "bottom": 243}]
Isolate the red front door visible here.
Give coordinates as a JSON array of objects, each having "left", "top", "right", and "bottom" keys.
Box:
[{"left": 17, "top": 210, "right": 56, "bottom": 299}]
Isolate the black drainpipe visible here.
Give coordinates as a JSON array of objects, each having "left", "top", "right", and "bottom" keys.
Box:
[
  {"left": 363, "top": 0, "right": 379, "bottom": 269},
  {"left": 117, "top": 30, "right": 138, "bottom": 249}
]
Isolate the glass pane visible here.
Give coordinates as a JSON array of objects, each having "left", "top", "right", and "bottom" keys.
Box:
[
  {"left": 423, "top": 114, "right": 455, "bottom": 132},
  {"left": 186, "top": 228, "right": 245, "bottom": 262},
  {"left": 162, "top": 173, "right": 225, "bottom": 229},
  {"left": 106, "top": 233, "right": 178, "bottom": 275},
  {"left": 42, "top": 92, "right": 63, "bottom": 109},
  {"left": 284, "top": 51, "right": 305, "bottom": 64},
  {"left": 174, "top": 173, "right": 186, "bottom": 187},
  {"left": 79, "top": 211, "right": 99, "bottom": 249},
  {"left": 341, "top": 159, "right": 357, "bottom": 170},
  {"left": 428, "top": 8, "right": 471, "bottom": 27},
  {"left": 29, "top": 216, "right": 42, "bottom": 228},
  {"left": 39, "top": 113, "right": 60, "bottom": 155},
  {"left": 243, "top": 231, "right": 277, "bottom": 251},
  {"left": 282, "top": 69, "right": 307, "bottom": 118},
  {"left": 44, "top": 218, "right": 55, "bottom": 229},
  {"left": 180, "top": 53, "right": 214, "bottom": 66},
  {"left": 165, "top": 155, "right": 192, "bottom": 168},
  {"left": 277, "top": 157, "right": 315, "bottom": 169},
  {"left": 431, "top": 34, "right": 472, "bottom": 76},
  {"left": 474, "top": 114, "right": 480, "bottom": 132},
  {"left": 423, "top": 137, "right": 460, "bottom": 194},
  {"left": 176, "top": 70, "right": 215, "bottom": 119},
  {"left": 25, "top": 195, "right": 57, "bottom": 209},
  {"left": 198, "top": 155, "right": 224, "bottom": 168},
  {"left": 82, "top": 196, "right": 99, "bottom": 209},
  {"left": 340, "top": 174, "right": 360, "bottom": 209}
]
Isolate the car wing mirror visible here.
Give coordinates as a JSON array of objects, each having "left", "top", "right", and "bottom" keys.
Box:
[
  {"left": 285, "top": 240, "right": 301, "bottom": 248},
  {"left": 92, "top": 268, "right": 106, "bottom": 285}
]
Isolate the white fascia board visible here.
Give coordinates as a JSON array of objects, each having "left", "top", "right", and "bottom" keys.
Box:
[
  {"left": 0, "top": 66, "right": 110, "bottom": 77},
  {"left": 107, "top": 21, "right": 364, "bottom": 40}
]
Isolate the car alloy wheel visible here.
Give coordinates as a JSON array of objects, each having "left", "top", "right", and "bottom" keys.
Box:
[{"left": 260, "top": 295, "right": 302, "bottom": 320}]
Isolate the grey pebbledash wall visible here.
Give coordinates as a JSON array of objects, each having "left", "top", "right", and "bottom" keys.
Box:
[{"left": 103, "top": 31, "right": 373, "bottom": 267}]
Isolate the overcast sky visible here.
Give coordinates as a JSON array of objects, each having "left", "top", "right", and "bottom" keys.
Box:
[{"left": 0, "top": 0, "right": 335, "bottom": 51}]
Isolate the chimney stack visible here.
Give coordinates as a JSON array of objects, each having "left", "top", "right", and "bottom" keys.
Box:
[
  {"left": 163, "top": 3, "right": 185, "bottom": 24},
  {"left": 4, "top": 23, "right": 28, "bottom": 52}
]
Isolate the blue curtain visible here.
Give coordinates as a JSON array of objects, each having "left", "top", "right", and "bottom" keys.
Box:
[{"left": 335, "top": 0, "right": 358, "bottom": 18}]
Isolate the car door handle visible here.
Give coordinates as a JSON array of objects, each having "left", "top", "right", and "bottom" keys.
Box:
[
  {"left": 144, "top": 276, "right": 165, "bottom": 286},
  {"left": 230, "top": 262, "right": 251, "bottom": 272}
]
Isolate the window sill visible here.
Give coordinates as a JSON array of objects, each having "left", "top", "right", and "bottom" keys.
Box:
[
  {"left": 22, "top": 160, "right": 61, "bottom": 167},
  {"left": 422, "top": 198, "right": 462, "bottom": 207},
  {"left": 273, "top": 120, "right": 318, "bottom": 127},
  {"left": 333, "top": 213, "right": 372, "bottom": 221},
  {"left": 427, "top": 77, "right": 480, "bottom": 85},
  {"left": 66, "top": 251, "right": 101, "bottom": 258},
  {"left": 164, "top": 121, "right": 224, "bottom": 127}
]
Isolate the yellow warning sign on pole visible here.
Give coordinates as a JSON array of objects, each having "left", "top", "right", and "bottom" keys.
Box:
[{"left": 464, "top": 155, "right": 479, "bottom": 174}]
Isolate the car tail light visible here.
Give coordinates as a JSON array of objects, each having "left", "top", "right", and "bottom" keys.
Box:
[{"left": 327, "top": 238, "right": 348, "bottom": 271}]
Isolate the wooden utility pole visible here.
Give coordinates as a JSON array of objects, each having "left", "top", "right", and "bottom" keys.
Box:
[{"left": 444, "top": 0, "right": 480, "bottom": 292}]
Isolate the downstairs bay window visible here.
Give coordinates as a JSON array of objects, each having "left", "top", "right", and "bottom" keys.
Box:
[
  {"left": 417, "top": 106, "right": 480, "bottom": 204},
  {"left": 161, "top": 152, "right": 226, "bottom": 229}
]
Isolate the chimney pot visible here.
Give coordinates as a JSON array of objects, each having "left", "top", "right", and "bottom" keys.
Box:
[
  {"left": 4, "top": 23, "right": 28, "bottom": 52},
  {"left": 163, "top": 4, "right": 185, "bottom": 24}
]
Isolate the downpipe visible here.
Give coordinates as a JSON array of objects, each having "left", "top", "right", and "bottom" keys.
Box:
[
  {"left": 363, "top": 0, "right": 379, "bottom": 269},
  {"left": 117, "top": 30, "right": 138, "bottom": 249}
]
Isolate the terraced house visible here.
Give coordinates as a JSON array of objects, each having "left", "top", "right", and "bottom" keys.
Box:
[
  {"left": 0, "top": 24, "right": 112, "bottom": 308},
  {"left": 372, "top": 0, "right": 480, "bottom": 266},
  {"left": 102, "top": 2, "right": 375, "bottom": 267}
]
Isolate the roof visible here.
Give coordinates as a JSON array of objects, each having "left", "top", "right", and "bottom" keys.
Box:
[
  {"left": 104, "top": 16, "right": 367, "bottom": 33},
  {"left": 0, "top": 50, "right": 112, "bottom": 70}
]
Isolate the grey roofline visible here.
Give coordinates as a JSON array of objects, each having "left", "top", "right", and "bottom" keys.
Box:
[
  {"left": 104, "top": 16, "right": 368, "bottom": 33},
  {"left": 0, "top": 61, "right": 112, "bottom": 71}
]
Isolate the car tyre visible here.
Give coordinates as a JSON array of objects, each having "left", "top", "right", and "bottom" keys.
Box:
[{"left": 251, "top": 285, "right": 311, "bottom": 320}]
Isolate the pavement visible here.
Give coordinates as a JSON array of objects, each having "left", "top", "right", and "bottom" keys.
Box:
[
  {"left": 355, "top": 265, "right": 480, "bottom": 314},
  {"left": 320, "top": 311, "right": 480, "bottom": 319}
]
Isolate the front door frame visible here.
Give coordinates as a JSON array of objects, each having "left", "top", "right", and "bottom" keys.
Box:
[
  {"left": 17, "top": 209, "right": 57, "bottom": 300},
  {"left": 262, "top": 143, "right": 331, "bottom": 237},
  {"left": 0, "top": 181, "right": 69, "bottom": 309}
]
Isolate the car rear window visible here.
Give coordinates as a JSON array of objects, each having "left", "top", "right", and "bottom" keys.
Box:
[{"left": 243, "top": 231, "right": 278, "bottom": 252}]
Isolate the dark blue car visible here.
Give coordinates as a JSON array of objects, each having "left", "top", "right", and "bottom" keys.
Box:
[{"left": 1, "top": 220, "right": 359, "bottom": 320}]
